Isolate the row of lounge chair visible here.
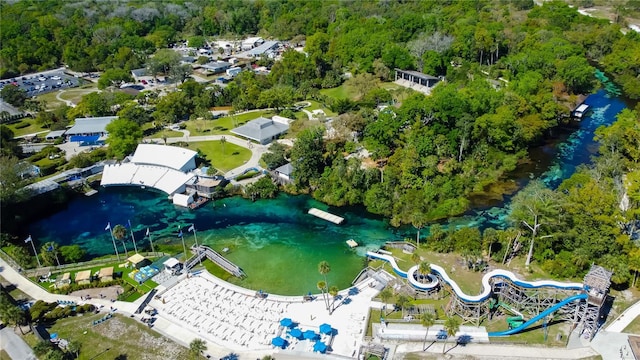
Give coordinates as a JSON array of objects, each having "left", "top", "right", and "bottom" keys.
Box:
[{"left": 92, "top": 313, "right": 113, "bottom": 326}]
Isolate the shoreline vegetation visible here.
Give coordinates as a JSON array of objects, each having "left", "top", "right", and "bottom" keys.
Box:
[{"left": 0, "top": 0, "right": 639, "bottom": 318}]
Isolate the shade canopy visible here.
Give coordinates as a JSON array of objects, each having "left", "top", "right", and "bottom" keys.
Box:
[
  {"left": 313, "top": 341, "right": 327, "bottom": 353},
  {"left": 319, "top": 323, "right": 332, "bottom": 335},
  {"left": 271, "top": 336, "right": 286, "bottom": 347},
  {"left": 289, "top": 328, "right": 303, "bottom": 339},
  {"left": 303, "top": 330, "right": 318, "bottom": 340},
  {"left": 280, "top": 318, "right": 293, "bottom": 327}
]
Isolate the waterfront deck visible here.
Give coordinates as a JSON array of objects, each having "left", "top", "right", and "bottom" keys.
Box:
[{"left": 308, "top": 207, "right": 344, "bottom": 224}]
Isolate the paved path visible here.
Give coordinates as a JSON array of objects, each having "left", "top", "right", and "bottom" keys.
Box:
[
  {"left": 55, "top": 89, "right": 75, "bottom": 107},
  {"left": 606, "top": 299, "right": 640, "bottom": 332},
  {"left": 0, "top": 327, "right": 37, "bottom": 360}
]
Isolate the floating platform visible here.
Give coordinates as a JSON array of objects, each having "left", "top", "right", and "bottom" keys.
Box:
[
  {"left": 346, "top": 239, "right": 359, "bottom": 248},
  {"left": 85, "top": 189, "right": 98, "bottom": 196},
  {"left": 308, "top": 208, "right": 344, "bottom": 224}
]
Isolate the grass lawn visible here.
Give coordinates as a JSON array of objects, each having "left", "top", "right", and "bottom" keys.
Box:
[
  {"left": 623, "top": 316, "right": 640, "bottom": 334},
  {"left": 35, "top": 91, "right": 65, "bottom": 109},
  {"left": 304, "top": 100, "right": 336, "bottom": 117},
  {"left": 148, "top": 128, "right": 184, "bottom": 139},
  {"left": 28, "top": 313, "right": 190, "bottom": 360},
  {"left": 57, "top": 84, "right": 98, "bottom": 105},
  {"left": 7, "top": 119, "right": 49, "bottom": 138},
  {"left": 186, "top": 140, "right": 251, "bottom": 172},
  {"left": 320, "top": 85, "right": 353, "bottom": 100},
  {"left": 184, "top": 110, "right": 275, "bottom": 136},
  {"left": 0, "top": 275, "right": 32, "bottom": 301}
]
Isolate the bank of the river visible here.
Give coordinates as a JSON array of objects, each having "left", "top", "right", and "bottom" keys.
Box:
[{"left": 22, "top": 89, "right": 631, "bottom": 295}]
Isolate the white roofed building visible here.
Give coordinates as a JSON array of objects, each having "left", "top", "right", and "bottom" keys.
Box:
[
  {"left": 100, "top": 144, "right": 197, "bottom": 196},
  {"left": 242, "top": 37, "right": 264, "bottom": 50},
  {"left": 130, "top": 144, "right": 197, "bottom": 172}
]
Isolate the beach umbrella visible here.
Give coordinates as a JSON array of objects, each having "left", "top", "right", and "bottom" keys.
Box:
[
  {"left": 319, "top": 323, "right": 332, "bottom": 335},
  {"left": 289, "top": 328, "right": 303, "bottom": 339},
  {"left": 271, "top": 336, "right": 286, "bottom": 348},
  {"left": 313, "top": 341, "right": 327, "bottom": 353},
  {"left": 280, "top": 318, "right": 293, "bottom": 327},
  {"left": 303, "top": 330, "right": 318, "bottom": 340}
]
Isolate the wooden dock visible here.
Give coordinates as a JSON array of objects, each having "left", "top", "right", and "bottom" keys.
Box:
[{"left": 308, "top": 207, "right": 344, "bottom": 224}]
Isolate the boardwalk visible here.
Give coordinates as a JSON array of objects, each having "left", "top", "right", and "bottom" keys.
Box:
[
  {"left": 308, "top": 208, "right": 344, "bottom": 224},
  {"left": 185, "top": 245, "right": 245, "bottom": 278}
]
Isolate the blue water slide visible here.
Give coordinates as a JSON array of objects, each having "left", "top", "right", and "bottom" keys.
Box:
[
  {"left": 367, "top": 251, "right": 584, "bottom": 303},
  {"left": 488, "top": 293, "right": 588, "bottom": 336}
]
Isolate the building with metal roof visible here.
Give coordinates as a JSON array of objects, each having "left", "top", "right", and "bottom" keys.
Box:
[
  {"left": 231, "top": 117, "right": 289, "bottom": 144},
  {"left": 201, "top": 61, "right": 231, "bottom": 74},
  {"left": 241, "top": 41, "right": 280, "bottom": 58},
  {"left": 65, "top": 116, "right": 118, "bottom": 137}
]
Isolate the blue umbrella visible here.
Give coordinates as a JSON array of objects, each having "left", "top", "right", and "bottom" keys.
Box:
[
  {"left": 289, "top": 328, "right": 303, "bottom": 339},
  {"left": 313, "top": 341, "right": 327, "bottom": 353},
  {"left": 280, "top": 318, "right": 293, "bottom": 327},
  {"left": 303, "top": 330, "right": 318, "bottom": 340},
  {"left": 271, "top": 336, "right": 286, "bottom": 348},
  {"left": 319, "top": 323, "right": 332, "bottom": 335}
]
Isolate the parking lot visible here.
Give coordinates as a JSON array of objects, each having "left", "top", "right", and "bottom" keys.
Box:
[{"left": 0, "top": 70, "right": 80, "bottom": 97}]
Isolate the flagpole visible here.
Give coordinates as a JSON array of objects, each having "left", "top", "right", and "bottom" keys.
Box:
[
  {"left": 107, "top": 223, "right": 120, "bottom": 261},
  {"left": 179, "top": 226, "right": 187, "bottom": 260},
  {"left": 192, "top": 225, "right": 201, "bottom": 266},
  {"left": 26, "top": 236, "right": 41, "bottom": 267},
  {"left": 146, "top": 228, "right": 155, "bottom": 255},
  {"left": 128, "top": 220, "right": 138, "bottom": 254}
]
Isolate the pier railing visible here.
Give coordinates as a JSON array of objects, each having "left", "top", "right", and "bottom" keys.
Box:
[{"left": 188, "top": 245, "right": 245, "bottom": 278}]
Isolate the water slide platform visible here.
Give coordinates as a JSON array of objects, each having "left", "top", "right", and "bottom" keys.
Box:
[{"left": 308, "top": 208, "right": 344, "bottom": 224}]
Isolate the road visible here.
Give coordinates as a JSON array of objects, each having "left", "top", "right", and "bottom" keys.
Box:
[{"left": 0, "top": 327, "right": 37, "bottom": 360}]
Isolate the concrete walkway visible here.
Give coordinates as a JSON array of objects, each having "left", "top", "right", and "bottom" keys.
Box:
[
  {"left": 0, "top": 327, "right": 37, "bottom": 360},
  {"left": 606, "top": 299, "right": 640, "bottom": 332},
  {"left": 393, "top": 341, "right": 600, "bottom": 359}
]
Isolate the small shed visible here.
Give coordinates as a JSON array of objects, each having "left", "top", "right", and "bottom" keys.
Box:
[
  {"left": 275, "top": 163, "right": 293, "bottom": 183},
  {"left": 163, "top": 257, "right": 182, "bottom": 274},
  {"left": 128, "top": 254, "right": 149, "bottom": 269},
  {"left": 172, "top": 193, "right": 194, "bottom": 208},
  {"left": 98, "top": 267, "right": 114, "bottom": 282},
  {"left": 75, "top": 270, "right": 92, "bottom": 285}
]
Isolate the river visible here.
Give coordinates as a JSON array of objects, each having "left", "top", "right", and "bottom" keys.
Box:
[{"left": 27, "top": 90, "right": 630, "bottom": 295}]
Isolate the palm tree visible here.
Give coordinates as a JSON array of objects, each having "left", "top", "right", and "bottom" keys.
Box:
[
  {"left": 317, "top": 280, "right": 327, "bottom": 310},
  {"left": 40, "top": 242, "right": 61, "bottom": 266},
  {"left": 411, "top": 252, "right": 421, "bottom": 266},
  {"left": 220, "top": 136, "right": 227, "bottom": 154},
  {"left": 379, "top": 287, "right": 393, "bottom": 315},
  {"left": 1, "top": 305, "right": 26, "bottom": 334},
  {"left": 443, "top": 316, "right": 460, "bottom": 354},
  {"left": 318, "top": 261, "right": 331, "bottom": 310},
  {"left": 328, "top": 285, "right": 339, "bottom": 314},
  {"left": 67, "top": 340, "right": 81, "bottom": 359},
  {"left": 419, "top": 261, "right": 432, "bottom": 284},
  {"left": 421, "top": 312, "right": 436, "bottom": 351},
  {"left": 411, "top": 212, "right": 427, "bottom": 248},
  {"left": 189, "top": 338, "right": 206, "bottom": 359},
  {"left": 112, "top": 224, "right": 129, "bottom": 258}
]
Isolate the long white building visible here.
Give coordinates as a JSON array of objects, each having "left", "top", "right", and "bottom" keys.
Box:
[{"left": 100, "top": 144, "right": 197, "bottom": 196}]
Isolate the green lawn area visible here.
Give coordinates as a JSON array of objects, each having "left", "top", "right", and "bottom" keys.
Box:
[
  {"left": 146, "top": 127, "right": 183, "bottom": 139},
  {"left": 26, "top": 314, "right": 190, "bottom": 360},
  {"left": 35, "top": 91, "right": 65, "bottom": 109},
  {"left": 34, "top": 83, "right": 98, "bottom": 109},
  {"left": 184, "top": 110, "right": 275, "bottom": 136},
  {"left": 186, "top": 140, "right": 251, "bottom": 172},
  {"left": 320, "top": 85, "right": 353, "bottom": 100},
  {"left": 0, "top": 350, "right": 10, "bottom": 360},
  {"left": 7, "top": 118, "right": 49, "bottom": 138}
]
